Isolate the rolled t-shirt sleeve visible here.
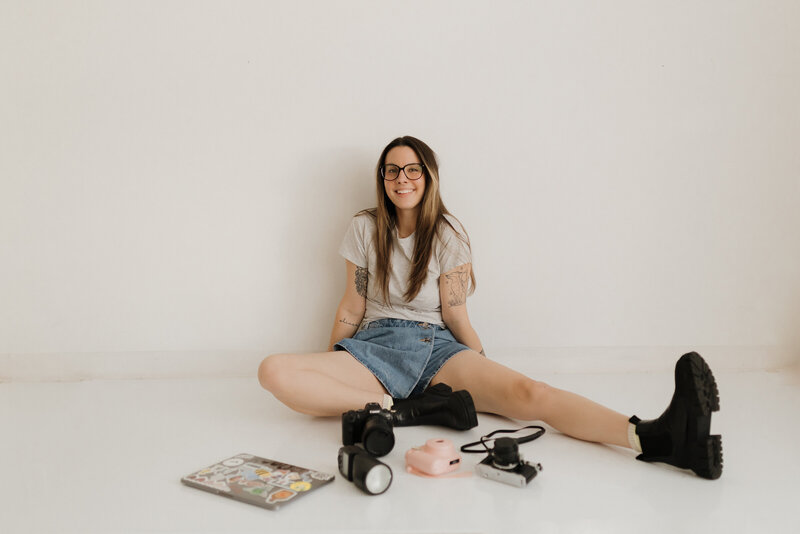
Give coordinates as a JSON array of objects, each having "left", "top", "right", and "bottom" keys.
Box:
[
  {"left": 338, "top": 215, "right": 369, "bottom": 268},
  {"left": 437, "top": 217, "right": 472, "bottom": 275}
]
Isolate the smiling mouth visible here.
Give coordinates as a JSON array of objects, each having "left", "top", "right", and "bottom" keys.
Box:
[{"left": 395, "top": 189, "right": 415, "bottom": 195}]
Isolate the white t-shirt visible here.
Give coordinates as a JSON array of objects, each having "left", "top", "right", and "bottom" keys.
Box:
[{"left": 338, "top": 212, "right": 472, "bottom": 327}]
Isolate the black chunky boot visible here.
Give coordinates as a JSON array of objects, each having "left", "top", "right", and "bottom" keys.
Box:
[
  {"left": 631, "top": 352, "right": 723, "bottom": 479},
  {"left": 391, "top": 383, "right": 478, "bottom": 430}
]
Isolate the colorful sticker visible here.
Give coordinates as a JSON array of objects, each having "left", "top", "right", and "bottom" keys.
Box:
[
  {"left": 267, "top": 489, "right": 296, "bottom": 504},
  {"left": 189, "top": 476, "right": 231, "bottom": 493},
  {"left": 255, "top": 468, "right": 272, "bottom": 479},
  {"left": 309, "top": 471, "right": 335, "bottom": 481},
  {"left": 289, "top": 481, "right": 312, "bottom": 492}
]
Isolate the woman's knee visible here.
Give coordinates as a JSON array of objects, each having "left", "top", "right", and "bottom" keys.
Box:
[
  {"left": 510, "top": 378, "right": 552, "bottom": 418},
  {"left": 257, "top": 353, "right": 294, "bottom": 392}
]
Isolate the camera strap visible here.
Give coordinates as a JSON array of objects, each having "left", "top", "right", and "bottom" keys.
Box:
[{"left": 459, "top": 425, "right": 546, "bottom": 454}]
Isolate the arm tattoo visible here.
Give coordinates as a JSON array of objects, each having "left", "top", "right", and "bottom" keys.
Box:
[
  {"left": 339, "top": 317, "right": 360, "bottom": 328},
  {"left": 445, "top": 268, "right": 470, "bottom": 307},
  {"left": 355, "top": 266, "right": 368, "bottom": 298}
]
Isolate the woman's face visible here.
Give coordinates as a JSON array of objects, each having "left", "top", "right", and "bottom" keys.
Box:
[{"left": 383, "top": 145, "right": 426, "bottom": 213}]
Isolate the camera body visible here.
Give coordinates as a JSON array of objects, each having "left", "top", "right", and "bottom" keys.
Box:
[
  {"left": 405, "top": 438, "right": 461, "bottom": 476},
  {"left": 342, "top": 402, "right": 395, "bottom": 457},
  {"left": 475, "top": 437, "right": 542, "bottom": 488}
]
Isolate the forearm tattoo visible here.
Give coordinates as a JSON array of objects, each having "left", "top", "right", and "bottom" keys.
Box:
[
  {"left": 355, "top": 266, "right": 368, "bottom": 298},
  {"left": 339, "top": 317, "right": 360, "bottom": 328},
  {"left": 445, "top": 267, "right": 470, "bottom": 307}
]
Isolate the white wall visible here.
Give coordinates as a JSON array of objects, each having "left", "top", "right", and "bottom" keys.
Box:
[{"left": 2, "top": 1, "right": 799, "bottom": 378}]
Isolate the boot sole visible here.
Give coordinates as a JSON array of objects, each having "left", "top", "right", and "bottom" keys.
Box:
[
  {"left": 681, "top": 352, "right": 723, "bottom": 479},
  {"left": 680, "top": 351, "right": 720, "bottom": 415},
  {"left": 693, "top": 435, "right": 723, "bottom": 480}
]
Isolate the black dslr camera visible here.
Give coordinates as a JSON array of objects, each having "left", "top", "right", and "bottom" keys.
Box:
[
  {"left": 342, "top": 403, "right": 395, "bottom": 457},
  {"left": 476, "top": 437, "right": 542, "bottom": 487}
]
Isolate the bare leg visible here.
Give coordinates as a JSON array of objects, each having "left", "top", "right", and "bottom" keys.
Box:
[
  {"left": 258, "top": 351, "right": 387, "bottom": 416},
  {"left": 432, "top": 350, "right": 631, "bottom": 449}
]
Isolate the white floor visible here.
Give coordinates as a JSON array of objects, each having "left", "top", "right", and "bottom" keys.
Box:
[{"left": 2, "top": 360, "right": 799, "bottom": 534}]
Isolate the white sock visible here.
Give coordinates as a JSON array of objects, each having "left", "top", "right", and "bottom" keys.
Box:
[
  {"left": 627, "top": 422, "right": 642, "bottom": 452},
  {"left": 382, "top": 394, "right": 394, "bottom": 410}
]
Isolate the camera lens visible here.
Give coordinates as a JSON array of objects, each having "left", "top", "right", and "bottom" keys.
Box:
[
  {"left": 491, "top": 437, "right": 520, "bottom": 469},
  {"left": 362, "top": 415, "right": 395, "bottom": 457}
]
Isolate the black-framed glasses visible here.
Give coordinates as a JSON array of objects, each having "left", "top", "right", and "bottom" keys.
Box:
[{"left": 380, "top": 163, "right": 425, "bottom": 181}]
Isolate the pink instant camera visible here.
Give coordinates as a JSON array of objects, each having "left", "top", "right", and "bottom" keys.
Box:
[{"left": 405, "top": 438, "right": 462, "bottom": 476}]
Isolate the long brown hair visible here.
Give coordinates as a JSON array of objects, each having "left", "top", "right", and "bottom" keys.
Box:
[{"left": 360, "top": 136, "right": 476, "bottom": 305}]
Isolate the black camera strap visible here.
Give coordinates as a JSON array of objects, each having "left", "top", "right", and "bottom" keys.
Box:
[{"left": 460, "top": 425, "right": 546, "bottom": 454}]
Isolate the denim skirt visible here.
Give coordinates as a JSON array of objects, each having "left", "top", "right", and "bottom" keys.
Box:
[{"left": 334, "top": 318, "right": 471, "bottom": 399}]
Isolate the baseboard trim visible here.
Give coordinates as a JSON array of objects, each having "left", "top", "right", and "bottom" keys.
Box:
[
  {"left": 491, "top": 345, "right": 799, "bottom": 375},
  {"left": 0, "top": 351, "right": 266, "bottom": 383},
  {"left": 1, "top": 345, "right": 797, "bottom": 383}
]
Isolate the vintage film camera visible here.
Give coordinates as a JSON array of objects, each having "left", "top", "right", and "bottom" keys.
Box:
[
  {"left": 475, "top": 436, "right": 543, "bottom": 487},
  {"left": 341, "top": 402, "right": 395, "bottom": 457},
  {"left": 461, "top": 426, "right": 545, "bottom": 488}
]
